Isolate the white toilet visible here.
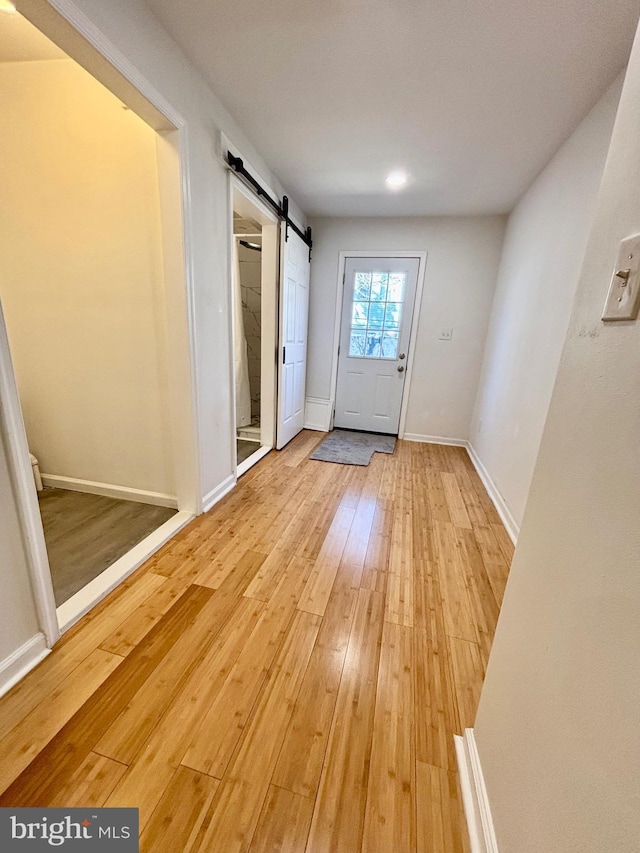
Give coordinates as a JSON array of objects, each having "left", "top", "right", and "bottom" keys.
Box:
[{"left": 29, "top": 453, "right": 43, "bottom": 492}]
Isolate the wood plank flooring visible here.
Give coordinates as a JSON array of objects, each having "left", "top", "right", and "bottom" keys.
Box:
[
  {"left": 38, "top": 488, "right": 177, "bottom": 605},
  {"left": 0, "top": 432, "right": 513, "bottom": 852}
]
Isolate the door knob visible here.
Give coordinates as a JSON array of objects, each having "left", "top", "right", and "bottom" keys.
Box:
[
  {"left": 397, "top": 365, "right": 405, "bottom": 373},
  {"left": 399, "top": 353, "right": 406, "bottom": 359}
]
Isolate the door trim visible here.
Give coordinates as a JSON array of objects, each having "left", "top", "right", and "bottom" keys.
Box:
[{"left": 329, "top": 251, "right": 428, "bottom": 438}]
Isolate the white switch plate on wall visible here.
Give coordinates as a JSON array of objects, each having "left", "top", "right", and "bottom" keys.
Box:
[
  {"left": 602, "top": 233, "right": 640, "bottom": 321},
  {"left": 439, "top": 328, "right": 453, "bottom": 340}
]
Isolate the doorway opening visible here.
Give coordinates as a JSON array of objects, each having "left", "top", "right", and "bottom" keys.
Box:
[
  {"left": 231, "top": 179, "right": 279, "bottom": 475},
  {"left": 0, "top": 5, "right": 197, "bottom": 640},
  {"left": 234, "top": 218, "right": 263, "bottom": 463}
]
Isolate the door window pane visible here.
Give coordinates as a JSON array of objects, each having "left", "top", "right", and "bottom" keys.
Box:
[
  {"left": 381, "top": 331, "right": 399, "bottom": 358},
  {"left": 349, "top": 331, "right": 366, "bottom": 356},
  {"left": 354, "top": 272, "right": 372, "bottom": 300},
  {"left": 368, "top": 303, "right": 385, "bottom": 329},
  {"left": 384, "top": 303, "right": 402, "bottom": 330},
  {"left": 352, "top": 302, "right": 369, "bottom": 327},
  {"left": 365, "top": 333, "right": 382, "bottom": 357},
  {"left": 370, "top": 273, "right": 388, "bottom": 302},
  {"left": 388, "top": 274, "right": 405, "bottom": 302},
  {"left": 348, "top": 270, "right": 407, "bottom": 359}
]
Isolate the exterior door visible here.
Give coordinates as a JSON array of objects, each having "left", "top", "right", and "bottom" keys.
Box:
[
  {"left": 334, "top": 256, "right": 419, "bottom": 434},
  {"left": 276, "top": 228, "right": 310, "bottom": 449}
]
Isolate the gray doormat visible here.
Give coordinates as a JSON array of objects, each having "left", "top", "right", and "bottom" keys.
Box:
[{"left": 309, "top": 430, "right": 396, "bottom": 466}]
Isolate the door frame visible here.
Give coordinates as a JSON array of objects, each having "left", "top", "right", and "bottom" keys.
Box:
[
  {"left": 329, "top": 251, "right": 428, "bottom": 438},
  {"left": 2, "top": 0, "right": 202, "bottom": 641},
  {"left": 228, "top": 173, "right": 280, "bottom": 475}
]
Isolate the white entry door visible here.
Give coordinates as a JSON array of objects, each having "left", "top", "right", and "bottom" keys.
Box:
[
  {"left": 276, "top": 228, "right": 310, "bottom": 449},
  {"left": 334, "top": 256, "right": 420, "bottom": 434}
]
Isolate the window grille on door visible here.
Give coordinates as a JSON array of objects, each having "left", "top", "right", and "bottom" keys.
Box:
[{"left": 348, "top": 271, "right": 406, "bottom": 359}]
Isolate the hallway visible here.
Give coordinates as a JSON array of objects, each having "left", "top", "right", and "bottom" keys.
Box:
[{"left": 0, "top": 431, "right": 512, "bottom": 852}]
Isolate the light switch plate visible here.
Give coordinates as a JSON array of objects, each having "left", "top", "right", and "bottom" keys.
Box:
[
  {"left": 439, "top": 328, "right": 453, "bottom": 341},
  {"left": 602, "top": 233, "right": 640, "bottom": 321}
]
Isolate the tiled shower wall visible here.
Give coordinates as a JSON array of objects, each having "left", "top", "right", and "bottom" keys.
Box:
[{"left": 238, "top": 242, "right": 261, "bottom": 421}]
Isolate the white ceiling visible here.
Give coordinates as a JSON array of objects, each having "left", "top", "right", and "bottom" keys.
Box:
[
  {"left": 0, "top": 10, "right": 66, "bottom": 62},
  {"left": 144, "top": 0, "right": 639, "bottom": 217}
]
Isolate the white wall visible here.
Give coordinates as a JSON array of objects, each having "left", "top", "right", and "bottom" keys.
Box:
[
  {"left": 473, "top": 22, "right": 640, "bottom": 852},
  {"left": 0, "top": 58, "right": 174, "bottom": 495},
  {"left": 307, "top": 216, "right": 506, "bottom": 440},
  {"left": 0, "top": 0, "right": 304, "bottom": 679},
  {"left": 469, "top": 75, "right": 623, "bottom": 533}
]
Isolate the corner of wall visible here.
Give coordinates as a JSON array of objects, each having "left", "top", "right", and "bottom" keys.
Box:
[
  {"left": 0, "top": 633, "right": 49, "bottom": 700},
  {"left": 465, "top": 76, "right": 622, "bottom": 546}
]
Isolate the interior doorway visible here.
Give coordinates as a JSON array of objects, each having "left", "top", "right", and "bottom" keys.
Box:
[
  {"left": 231, "top": 179, "right": 279, "bottom": 475},
  {"left": 0, "top": 4, "right": 197, "bottom": 641}
]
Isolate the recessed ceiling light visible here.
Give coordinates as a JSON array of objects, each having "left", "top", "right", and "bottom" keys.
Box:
[
  {"left": 0, "top": 0, "right": 17, "bottom": 13},
  {"left": 385, "top": 170, "right": 408, "bottom": 191}
]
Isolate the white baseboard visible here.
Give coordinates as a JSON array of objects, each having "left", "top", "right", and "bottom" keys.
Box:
[
  {"left": 455, "top": 729, "right": 499, "bottom": 853},
  {"left": 303, "top": 397, "right": 332, "bottom": 432},
  {"left": 41, "top": 474, "right": 178, "bottom": 509},
  {"left": 466, "top": 445, "right": 519, "bottom": 544},
  {"left": 402, "top": 433, "right": 467, "bottom": 446},
  {"left": 57, "top": 510, "right": 193, "bottom": 633},
  {"left": 0, "top": 633, "right": 50, "bottom": 699},
  {"left": 401, "top": 434, "right": 519, "bottom": 545},
  {"left": 202, "top": 473, "right": 236, "bottom": 513}
]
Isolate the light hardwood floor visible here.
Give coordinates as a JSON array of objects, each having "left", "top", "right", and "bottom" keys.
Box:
[{"left": 0, "top": 431, "right": 513, "bottom": 853}]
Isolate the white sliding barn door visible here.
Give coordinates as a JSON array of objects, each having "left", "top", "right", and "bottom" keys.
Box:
[{"left": 276, "top": 229, "right": 310, "bottom": 449}]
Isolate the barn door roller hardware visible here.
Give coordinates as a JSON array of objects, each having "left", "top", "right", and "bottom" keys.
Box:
[{"left": 227, "top": 152, "right": 312, "bottom": 258}]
